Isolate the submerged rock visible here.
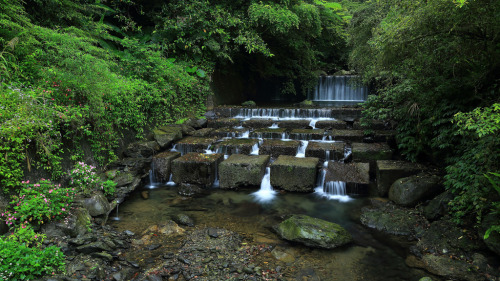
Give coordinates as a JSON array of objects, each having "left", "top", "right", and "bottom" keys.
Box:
[
  {"left": 173, "top": 213, "right": 194, "bottom": 227},
  {"left": 274, "top": 214, "right": 352, "bottom": 249},
  {"left": 177, "top": 183, "right": 205, "bottom": 197},
  {"left": 389, "top": 174, "right": 443, "bottom": 206}
]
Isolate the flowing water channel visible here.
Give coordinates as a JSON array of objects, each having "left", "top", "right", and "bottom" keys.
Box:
[{"left": 109, "top": 182, "right": 432, "bottom": 281}]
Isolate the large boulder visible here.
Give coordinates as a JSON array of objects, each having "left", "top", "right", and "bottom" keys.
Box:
[
  {"left": 420, "top": 254, "right": 481, "bottom": 281},
  {"left": 152, "top": 151, "right": 181, "bottom": 182},
  {"left": 112, "top": 171, "right": 137, "bottom": 187},
  {"left": 479, "top": 213, "right": 500, "bottom": 256},
  {"left": 219, "top": 154, "right": 270, "bottom": 189},
  {"left": 274, "top": 214, "right": 352, "bottom": 249},
  {"left": 82, "top": 192, "right": 111, "bottom": 217},
  {"left": 124, "top": 141, "right": 160, "bottom": 158},
  {"left": 270, "top": 155, "right": 319, "bottom": 192},
  {"left": 153, "top": 126, "right": 183, "bottom": 149},
  {"left": 42, "top": 207, "right": 91, "bottom": 238},
  {"left": 172, "top": 153, "right": 224, "bottom": 187},
  {"left": 389, "top": 174, "right": 443, "bottom": 206}
]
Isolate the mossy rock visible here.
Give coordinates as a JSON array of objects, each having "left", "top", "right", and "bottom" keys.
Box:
[
  {"left": 219, "top": 154, "right": 270, "bottom": 189},
  {"left": 270, "top": 155, "right": 319, "bottom": 192},
  {"left": 241, "top": 100, "right": 257, "bottom": 107},
  {"left": 274, "top": 214, "right": 352, "bottom": 249}
]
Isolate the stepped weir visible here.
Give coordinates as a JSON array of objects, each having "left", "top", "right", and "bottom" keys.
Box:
[{"left": 152, "top": 105, "right": 395, "bottom": 201}]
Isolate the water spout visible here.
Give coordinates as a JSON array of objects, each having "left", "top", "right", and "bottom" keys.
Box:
[
  {"left": 166, "top": 173, "right": 176, "bottom": 186},
  {"left": 250, "top": 143, "right": 259, "bottom": 155},
  {"left": 252, "top": 167, "right": 277, "bottom": 203},
  {"left": 296, "top": 141, "right": 309, "bottom": 158}
]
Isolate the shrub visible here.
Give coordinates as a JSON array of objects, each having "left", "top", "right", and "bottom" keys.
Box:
[
  {"left": 68, "top": 162, "right": 116, "bottom": 196},
  {"left": 1, "top": 179, "right": 76, "bottom": 227},
  {"left": 0, "top": 226, "right": 65, "bottom": 280}
]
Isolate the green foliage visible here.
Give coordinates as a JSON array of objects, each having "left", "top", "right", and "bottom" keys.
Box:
[
  {"left": 1, "top": 179, "right": 76, "bottom": 226},
  {"left": 484, "top": 172, "right": 500, "bottom": 239},
  {"left": 0, "top": 226, "right": 65, "bottom": 280},
  {"left": 349, "top": 0, "right": 499, "bottom": 227},
  {"left": 69, "top": 162, "right": 116, "bottom": 196}
]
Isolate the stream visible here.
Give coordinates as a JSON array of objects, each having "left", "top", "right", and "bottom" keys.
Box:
[{"left": 109, "top": 183, "right": 432, "bottom": 281}]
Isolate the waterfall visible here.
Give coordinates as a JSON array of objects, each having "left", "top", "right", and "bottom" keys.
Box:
[
  {"left": 212, "top": 163, "right": 220, "bottom": 188},
  {"left": 238, "top": 130, "right": 250, "bottom": 138},
  {"left": 166, "top": 173, "right": 176, "bottom": 186},
  {"left": 269, "top": 123, "right": 279, "bottom": 128},
  {"left": 309, "top": 76, "right": 368, "bottom": 102},
  {"left": 234, "top": 108, "right": 334, "bottom": 119},
  {"left": 250, "top": 143, "right": 259, "bottom": 155},
  {"left": 147, "top": 168, "right": 159, "bottom": 189},
  {"left": 296, "top": 141, "right": 309, "bottom": 158},
  {"left": 309, "top": 119, "right": 318, "bottom": 129},
  {"left": 111, "top": 203, "right": 121, "bottom": 221},
  {"left": 252, "top": 167, "right": 277, "bottom": 203}
]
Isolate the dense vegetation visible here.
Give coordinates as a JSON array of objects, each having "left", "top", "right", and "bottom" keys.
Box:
[
  {"left": 0, "top": 0, "right": 499, "bottom": 279},
  {"left": 349, "top": 0, "right": 499, "bottom": 231}
]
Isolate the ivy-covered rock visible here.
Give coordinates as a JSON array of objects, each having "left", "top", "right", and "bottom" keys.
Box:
[{"left": 274, "top": 214, "right": 352, "bottom": 249}]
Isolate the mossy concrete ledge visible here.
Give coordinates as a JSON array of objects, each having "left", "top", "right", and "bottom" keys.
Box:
[
  {"left": 152, "top": 151, "right": 181, "bottom": 182},
  {"left": 376, "top": 160, "right": 425, "bottom": 196},
  {"left": 174, "top": 136, "right": 217, "bottom": 154},
  {"left": 274, "top": 214, "right": 352, "bottom": 249},
  {"left": 250, "top": 128, "right": 287, "bottom": 139},
  {"left": 242, "top": 119, "right": 275, "bottom": 129},
  {"left": 327, "top": 130, "right": 365, "bottom": 142},
  {"left": 207, "top": 118, "right": 241, "bottom": 129},
  {"left": 215, "top": 138, "right": 259, "bottom": 155},
  {"left": 270, "top": 155, "right": 319, "bottom": 192},
  {"left": 219, "top": 154, "right": 270, "bottom": 189},
  {"left": 315, "top": 120, "right": 347, "bottom": 130},
  {"left": 305, "top": 141, "right": 344, "bottom": 161},
  {"left": 278, "top": 120, "right": 311, "bottom": 129},
  {"left": 172, "top": 153, "right": 224, "bottom": 187},
  {"left": 259, "top": 139, "right": 301, "bottom": 158},
  {"left": 289, "top": 129, "right": 325, "bottom": 140}
]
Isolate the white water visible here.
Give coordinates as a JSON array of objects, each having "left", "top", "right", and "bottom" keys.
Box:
[
  {"left": 166, "top": 173, "right": 176, "bottom": 186},
  {"left": 309, "top": 119, "right": 318, "bottom": 129},
  {"left": 234, "top": 108, "right": 335, "bottom": 119},
  {"left": 205, "top": 145, "right": 215, "bottom": 154},
  {"left": 315, "top": 181, "right": 352, "bottom": 202},
  {"left": 309, "top": 76, "right": 368, "bottom": 102},
  {"left": 295, "top": 141, "right": 309, "bottom": 158},
  {"left": 146, "top": 169, "right": 159, "bottom": 189},
  {"left": 252, "top": 167, "right": 277, "bottom": 203},
  {"left": 269, "top": 123, "right": 279, "bottom": 128},
  {"left": 250, "top": 143, "right": 259, "bottom": 155},
  {"left": 238, "top": 130, "right": 250, "bottom": 138}
]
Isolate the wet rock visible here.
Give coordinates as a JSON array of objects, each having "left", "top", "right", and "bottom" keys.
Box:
[
  {"left": 270, "top": 155, "right": 319, "bottom": 192},
  {"left": 143, "top": 220, "right": 185, "bottom": 236},
  {"left": 207, "top": 118, "right": 241, "bottom": 129},
  {"left": 479, "top": 213, "right": 500, "bottom": 256},
  {"left": 172, "top": 152, "right": 223, "bottom": 186},
  {"left": 118, "top": 157, "right": 151, "bottom": 173},
  {"left": 191, "top": 128, "right": 214, "bottom": 137},
  {"left": 215, "top": 138, "right": 260, "bottom": 155},
  {"left": 152, "top": 151, "right": 181, "bottom": 182},
  {"left": 113, "top": 171, "right": 136, "bottom": 187},
  {"left": 421, "top": 254, "right": 479, "bottom": 281},
  {"left": 278, "top": 120, "right": 311, "bottom": 129},
  {"left": 173, "top": 213, "right": 194, "bottom": 227},
  {"left": 173, "top": 136, "right": 217, "bottom": 154},
  {"left": 327, "top": 130, "right": 365, "bottom": 142},
  {"left": 83, "top": 192, "right": 111, "bottom": 217},
  {"left": 153, "top": 126, "right": 183, "bottom": 149},
  {"left": 124, "top": 141, "right": 160, "bottom": 158},
  {"left": 250, "top": 127, "right": 286, "bottom": 139},
  {"left": 141, "top": 191, "right": 149, "bottom": 200},
  {"left": 315, "top": 120, "right": 347, "bottom": 130},
  {"left": 76, "top": 241, "right": 113, "bottom": 254},
  {"left": 289, "top": 129, "right": 325, "bottom": 140},
  {"left": 423, "top": 191, "right": 454, "bottom": 220},
  {"left": 259, "top": 139, "right": 301, "bottom": 158},
  {"left": 219, "top": 154, "right": 270, "bottom": 189},
  {"left": 305, "top": 142, "right": 344, "bottom": 161},
  {"left": 92, "top": 251, "right": 113, "bottom": 261},
  {"left": 274, "top": 214, "right": 352, "bottom": 249},
  {"left": 389, "top": 174, "right": 443, "bottom": 206},
  {"left": 243, "top": 119, "right": 275, "bottom": 129},
  {"left": 352, "top": 142, "right": 393, "bottom": 162},
  {"left": 360, "top": 200, "right": 427, "bottom": 236},
  {"left": 376, "top": 160, "right": 425, "bottom": 196},
  {"left": 178, "top": 183, "right": 205, "bottom": 197}
]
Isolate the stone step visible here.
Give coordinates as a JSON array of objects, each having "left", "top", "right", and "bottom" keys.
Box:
[
  {"left": 270, "top": 155, "right": 320, "bottom": 192},
  {"left": 305, "top": 142, "right": 345, "bottom": 161},
  {"left": 171, "top": 153, "right": 224, "bottom": 187},
  {"left": 259, "top": 139, "right": 301, "bottom": 158},
  {"left": 218, "top": 154, "right": 270, "bottom": 189},
  {"left": 172, "top": 136, "right": 217, "bottom": 155},
  {"left": 214, "top": 139, "right": 259, "bottom": 155},
  {"left": 289, "top": 129, "right": 325, "bottom": 140},
  {"left": 325, "top": 162, "right": 370, "bottom": 195}
]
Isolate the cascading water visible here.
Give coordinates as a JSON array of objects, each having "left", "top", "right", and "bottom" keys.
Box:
[
  {"left": 251, "top": 167, "right": 276, "bottom": 203},
  {"left": 309, "top": 119, "right": 318, "bottom": 129},
  {"left": 166, "top": 173, "right": 176, "bottom": 186},
  {"left": 309, "top": 76, "right": 368, "bottom": 103},
  {"left": 234, "top": 108, "right": 334, "bottom": 119},
  {"left": 296, "top": 141, "right": 309, "bottom": 158},
  {"left": 110, "top": 198, "right": 123, "bottom": 221},
  {"left": 250, "top": 143, "right": 259, "bottom": 155},
  {"left": 269, "top": 123, "right": 279, "bottom": 128}
]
